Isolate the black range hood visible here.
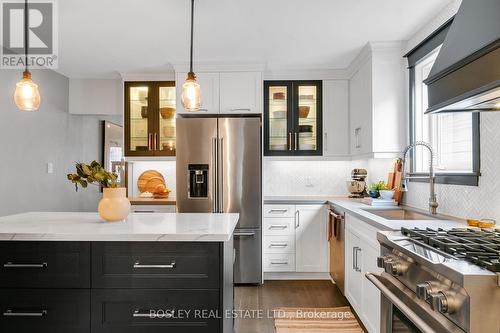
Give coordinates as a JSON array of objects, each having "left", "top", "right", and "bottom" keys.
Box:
[{"left": 424, "top": 0, "right": 500, "bottom": 114}]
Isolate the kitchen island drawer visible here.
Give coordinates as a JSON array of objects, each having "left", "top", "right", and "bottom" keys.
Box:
[
  {"left": 0, "top": 289, "right": 90, "bottom": 333},
  {"left": 92, "top": 242, "right": 220, "bottom": 289},
  {"left": 0, "top": 241, "right": 90, "bottom": 288},
  {"left": 263, "top": 205, "right": 295, "bottom": 218},
  {"left": 91, "top": 289, "right": 220, "bottom": 333},
  {"left": 263, "top": 253, "right": 295, "bottom": 272},
  {"left": 263, "top": 235, "right": 295, "bottom": 253}
]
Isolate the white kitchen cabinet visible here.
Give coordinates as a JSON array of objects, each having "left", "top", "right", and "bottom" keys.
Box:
[
  {"left": 131, "top": 205, "right": 176, "bottom": 213},
  {"left": 263, "top": 204, "right": 328, "bottom": 275},
  {"left": 322, "top": 80, "right": 349, "bottom": 158},
  {"left": 295, "top": 205, "right": 328, "bottom": 272},
  {"left": 344, "top": 213, "right": 383, "bottom": 333},
  {"left": 220, "top": 72, "right": 262, "bottom": 114},
  {"left": 176, "top": 71, "right": 263, "bottom": 115},
  {"left": 345, "top": 228, "right": 362, "bottom": 310},
  {"left": 349, "top": 42, "right": 406, "bottom": 159},
  {"left": 175, "top": 72, "right": 220, "bottom": 114}
]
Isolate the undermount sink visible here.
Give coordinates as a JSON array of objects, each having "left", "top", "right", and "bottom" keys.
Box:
[{"left": 362, "top": 208, "right": 441, "bottom": 220}]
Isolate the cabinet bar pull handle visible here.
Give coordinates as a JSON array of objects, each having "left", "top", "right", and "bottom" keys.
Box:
[
  {"left": 269, "top": 225, "right": 287, "bottom": 230},
  {"left": 355, "top": 248, "right": 362, "bottom": 272},
  {"left": 3, "top": 262, "right": 47, "bottom": 268},
  {"left": 229, "top": 108, "right": 251, "bottom": 111},
  {"left": 324, "top": 133, "right": 328, "bottom": 151},
  {"left": 270, "top": 261, "right": 289, "bottom": 265},
  {"left": 294, "top": 132, "right": 298, "bottom": 151},
  {"left": 352, "top": 247, "right": 357, "bottom": 270},
  {"left": 153, "top": 133, "right": 158, "bottom": 151},
  {"left": 269, "top": 243, "right": 288, "bottom": 248},
  {"left": 148, "top": 133, "right": 153, "bottom": 150},
  {"left": 288, "top": 132, "right": 293, "bottom": 151},
  {"left": 268, "top": 209, "right": 287, "bottom": 214},
  {"left": 133, "top": 262, "right": 176, "bottom": 269},
  {"left": 295, "top": 210, "right": 300, "bottom": 228},
  {"left": 3, "top": 310, "right": 47, "bottom": 317},
  {"left": 133, "top": 310, "right": 174, "bottom": 318},
  {"left": 134, "top": 210, "right": 155, "bottom": 213}
]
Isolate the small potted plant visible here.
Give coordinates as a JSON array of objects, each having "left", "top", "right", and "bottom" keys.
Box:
[
  {"left": 368, "top": 181, "right": 394, "bottom": 199},
  {"left": 67, "top": 161, "right": 130, "bottom": 222}
]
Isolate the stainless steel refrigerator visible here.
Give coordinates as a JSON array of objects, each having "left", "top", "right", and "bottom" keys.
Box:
[{"left": 176, "top": 116, "right": 262, "bottom": 284}]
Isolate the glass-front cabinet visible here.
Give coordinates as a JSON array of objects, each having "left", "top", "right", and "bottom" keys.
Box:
[
  {"left": 264, "top": 80, "right": 322, "bottom": 156},
  {"left": 125, "top": 81, "right": 176, "bottom": 156}
]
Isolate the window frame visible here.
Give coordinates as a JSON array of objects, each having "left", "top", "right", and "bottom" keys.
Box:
[{"left": 405, "top": 18, "right": 481, "bottom": 186}]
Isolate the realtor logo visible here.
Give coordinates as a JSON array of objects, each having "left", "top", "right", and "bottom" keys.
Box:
[{"left": 1, "top": 0, "right": 58, "bottom": 69}]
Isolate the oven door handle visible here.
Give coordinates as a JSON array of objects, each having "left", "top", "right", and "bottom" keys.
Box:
[{"left": 366, "top": 272, "right": 439, "bottom": 333}]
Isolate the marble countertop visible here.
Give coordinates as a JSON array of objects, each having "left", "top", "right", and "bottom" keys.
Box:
[
  {"left": 0, "top": 212, "right": 239, "bottom": 242},
  {"left": 264, "top": 196, "right": 468, "bottom": 231}
]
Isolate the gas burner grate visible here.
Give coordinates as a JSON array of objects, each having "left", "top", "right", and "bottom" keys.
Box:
[{"left": 401, "top": 227, "right": 500, "bottom": 272}]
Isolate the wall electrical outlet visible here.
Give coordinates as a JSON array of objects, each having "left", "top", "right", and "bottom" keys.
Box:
[
  {"left": 305, "top": 177, "right": 314, "bottom": 188},
  {"left": 47, "top": 162, "right": 54, "bottom": 174}
]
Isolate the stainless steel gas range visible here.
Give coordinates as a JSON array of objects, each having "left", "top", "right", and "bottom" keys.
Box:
[{"left": 366, "top": 228, "right": 500, "bottom": 333}]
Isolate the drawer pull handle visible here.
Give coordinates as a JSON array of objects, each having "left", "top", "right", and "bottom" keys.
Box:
[
  {"left": 269, "top": 243, "right": 288, "bottom": 248},
  {"left": 3, "top": 262, "right": 48, "bottom": 268},
  {"left": 133, "top": 262, "right": 176, "bottom": 269},
  {"left": 133, "top": 310, "right": 175, "bottom": 319},
  {"left": 229, "top": 108, "right": 251, "bottom": 112},
  {"left": 234, "top": 232, "right": 256, "bottom": 237},
  {"left": 3, "top": 309, "right": 47, "bottom": 317},
  {"left": 268, "top": 209, "right": 287, "bottom": 214},
  {"left": 134, "top": 210, "right": 155, "bottom": 213},
  {"left": 270, "top": 261, "right": 289, "bottom": 265},
  {"left": 269, "top": 225, "right": 287, "bottom": 230}
]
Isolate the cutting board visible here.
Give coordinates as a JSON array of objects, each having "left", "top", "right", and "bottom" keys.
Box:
[
  {"left": 137, "top": 170, "right": 165, "bottom": 193},
  {"left": 393, "top": 159, "right": 404, "bottom": 204}
]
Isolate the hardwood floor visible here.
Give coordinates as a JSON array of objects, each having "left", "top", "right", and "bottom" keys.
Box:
[{"left": 234, "top": 280, "right": 349, "bottom": 333}]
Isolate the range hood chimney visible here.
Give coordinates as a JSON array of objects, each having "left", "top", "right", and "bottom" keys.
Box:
[{"left": 424, "top": 0, "right": 500, "bottom": 114}]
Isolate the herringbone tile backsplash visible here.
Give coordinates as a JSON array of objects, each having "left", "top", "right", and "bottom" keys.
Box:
[
  {"left": 404, "top": 113, "right": 500, "bottom": 221},
  {"left": 264, "top": 114, "right": 500, "bottom": 222}
]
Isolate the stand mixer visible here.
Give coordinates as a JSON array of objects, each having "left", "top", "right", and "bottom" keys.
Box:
[{"left": 346, "top": 169, "right": 368, "bottom": 198}]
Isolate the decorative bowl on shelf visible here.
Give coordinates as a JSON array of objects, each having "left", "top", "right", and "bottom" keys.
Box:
[
  {"left": 272, "top": 110, "right": 286, "bottom": 119},
  {"left": 299, "top": 94, "right": 314, "bottom": 100},
  {"left": 160, "top": 107, "right": 176, "bottom": 119},
  {"left": 141, "top": 106, "right": 148, "bottom": 119},
  {"left": 270, "top": 144, "right": 287, "bottom": 151},
  {"left": 273, "top": 92, "right": 286, "bottom": 100},
  {"left": 298, "top": 106, "right": 310, "bottom": 118}
]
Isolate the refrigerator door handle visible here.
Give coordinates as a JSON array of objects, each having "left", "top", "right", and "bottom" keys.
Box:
[
  {"left": 218, "top": 137, "right": 224, "bottom": 213},
  {"left": 212, "top": 137, "right": 218, "bottom": 213}
]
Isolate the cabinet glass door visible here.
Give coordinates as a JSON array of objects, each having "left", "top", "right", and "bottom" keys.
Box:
[
  {"left": 296, "top": 83, "right": 321, "bottom": 154},
  {"left": 127, "top": 85, "right": 152, "bottom": 154},
  {"left": 158, "top": 83, "right": 176, "bottom": 156},
  {"left": 265, "top": 82, "right": 292, "bottom": 154}
]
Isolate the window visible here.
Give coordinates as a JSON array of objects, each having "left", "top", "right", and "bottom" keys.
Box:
[{"left": 406, "top": 19, "right": 480, "bottom": 186}]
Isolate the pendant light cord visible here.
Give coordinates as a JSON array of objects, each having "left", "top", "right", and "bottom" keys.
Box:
[
  {"left": 189, "top": 0, "right": 194, "bottom": 73},
  {"left": 24, "top": 0, "right": 28, "bottom": 73}
]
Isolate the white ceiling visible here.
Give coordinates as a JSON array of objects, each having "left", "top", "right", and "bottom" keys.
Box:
[{"left": 58, "top": 0, "right": 453, "bottom": 78}]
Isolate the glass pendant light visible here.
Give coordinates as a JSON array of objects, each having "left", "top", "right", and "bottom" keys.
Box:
[
  {"left": 14, "top": 0, "right": 41, "bottom": 111},
  {"left": 181, "top": 0, "right": 201, "bottom": 111}
]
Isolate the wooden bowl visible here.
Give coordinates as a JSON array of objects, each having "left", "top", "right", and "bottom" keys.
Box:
[
  {"left": 298, "top": 106, "right": 310, "bottom": 118},
  {"left": 160, "top": 107, "right": 176, "bottom": 119},
  {"left": 273, "top": 92, "right": 286, "bottom": 100}
]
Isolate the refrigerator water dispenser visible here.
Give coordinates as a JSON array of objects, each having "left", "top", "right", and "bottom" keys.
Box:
[{"left": 188, "top": 164, "right": 209, "bottom": 198}]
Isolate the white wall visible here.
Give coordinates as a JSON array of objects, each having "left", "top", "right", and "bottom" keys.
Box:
[
  {"left": 0, "top": 69, "right": 121, "bottom": 216},
  {"left": 69, "top": 79, "right": 122, "bottom": 115}
]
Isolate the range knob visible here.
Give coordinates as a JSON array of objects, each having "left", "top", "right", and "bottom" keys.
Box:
[
  {"left": 416, "top": 282, "right": 434, "bottom": 301},
  {"left": 430, "top": 291, "right": 458, "bottom": 314},
  {"left": 376, "top": 256, "right": 393, "bottom": 269},
  {"left": 384, "top": 260, "right": 408, "bottom": 276}
]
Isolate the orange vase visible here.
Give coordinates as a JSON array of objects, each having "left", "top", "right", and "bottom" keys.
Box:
[{"left": 98, "top": 188, "right": 130, "bottom": 222}]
